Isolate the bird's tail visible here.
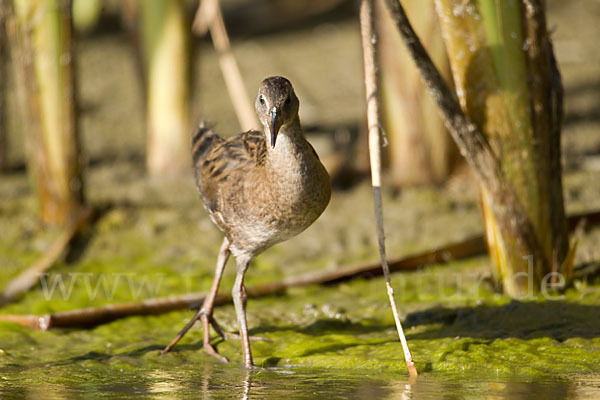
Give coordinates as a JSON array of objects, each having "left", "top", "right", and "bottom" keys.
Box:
[{"left": 191, "top": 121, "right": 219, "bottom": 165}]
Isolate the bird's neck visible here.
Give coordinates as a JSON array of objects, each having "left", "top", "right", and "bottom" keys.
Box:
[{"left": 265, "top": 115, "right": 307, "bottom": 166}]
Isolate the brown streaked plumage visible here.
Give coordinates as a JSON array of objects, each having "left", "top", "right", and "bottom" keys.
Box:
[{"left": 164, "top": 76, "right": 331, "bottom": 368}]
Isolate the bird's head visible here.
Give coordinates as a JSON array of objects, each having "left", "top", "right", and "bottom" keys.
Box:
[{"left": 255, "top": 76, "right": 299, "bottom": 148}]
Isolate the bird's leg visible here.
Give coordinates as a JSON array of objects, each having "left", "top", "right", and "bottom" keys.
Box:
[
  {"left": 200, "top": 242, "right": 267, "bottom": 346},
  {"left": 161, "top": 237, "right": 230, "bottom": 362},
  {"left": 199, "top": 237, "right": 231, "bottom": 362},
  {"left": 232, "top": 255, "right": 254, "bottom": 368}
]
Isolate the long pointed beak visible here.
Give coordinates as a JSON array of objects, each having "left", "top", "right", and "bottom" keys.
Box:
[{"left": 268, "top": 107, "right": 282, "bottom": 148}]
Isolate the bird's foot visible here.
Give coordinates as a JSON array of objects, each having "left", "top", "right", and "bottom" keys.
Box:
[
  {"left": 198, "top": 313, "right": 229, "bottom": 363},
  {"left": 203, "top": 342, "right": 229, "bottom": 364}
]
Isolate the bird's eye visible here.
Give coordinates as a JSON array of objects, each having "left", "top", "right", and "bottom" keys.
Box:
[{"left": 259, "top": 95, "right": 265, "bottom": 105}]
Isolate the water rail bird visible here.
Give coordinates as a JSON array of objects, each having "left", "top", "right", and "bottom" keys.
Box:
[{"left": 162, "top": 76, "right": 331, "bottom": 368}]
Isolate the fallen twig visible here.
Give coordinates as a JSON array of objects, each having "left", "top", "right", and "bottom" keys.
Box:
[
  {"left": 0, "top": 207, "right": 93, "bottom": 307},
  {"left": 0, "top": 293, "right": 227, "bottom": 331}
]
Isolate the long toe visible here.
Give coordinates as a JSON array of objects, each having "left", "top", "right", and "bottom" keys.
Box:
[
  {"left": 222, "top": 331, "right": 271, "bottom": 342},
  {"left": 203, "top": 342, "right": 229, "bottom": 364},
  {"left": 207, "top": 315, "right": 270, "bottom": 342}
]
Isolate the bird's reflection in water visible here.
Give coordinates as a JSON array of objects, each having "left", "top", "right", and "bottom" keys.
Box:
[
  {"left": 241, "top": 368, "right": 252, "bottom": 400},
  {"left": 198, "top": 362, "right": 258, "bottom": 400},
  {"left": 193, "top": 362, "right": 391, "bottom": 399}
]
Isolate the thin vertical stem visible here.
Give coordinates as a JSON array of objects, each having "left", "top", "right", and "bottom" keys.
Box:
[{"left": 359, "top": 0, "right": 417, "bottom": 377}]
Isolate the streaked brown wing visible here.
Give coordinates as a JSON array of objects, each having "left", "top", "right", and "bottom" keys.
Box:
[{"left": 196, "top": 130, "right": 266, "bottom": 214}]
